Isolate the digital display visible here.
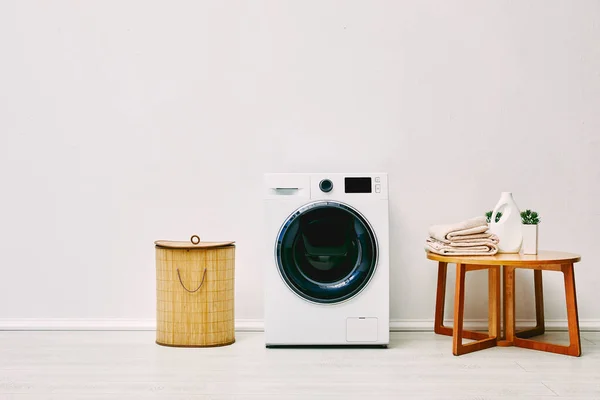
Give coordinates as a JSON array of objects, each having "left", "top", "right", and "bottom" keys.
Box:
[{"left": 345, "top": 177, "right": 372, "bottom": 193}]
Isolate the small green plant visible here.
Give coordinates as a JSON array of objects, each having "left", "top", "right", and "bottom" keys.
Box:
[
  {"left": 521, "top": 209, "right": 541, "bottom": 225},
  {"left": 485, "top": 210, "right": 502, "bottom": 223}
]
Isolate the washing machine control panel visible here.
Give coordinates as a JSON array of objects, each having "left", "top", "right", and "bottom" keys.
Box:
[
  {"left": 263, "top": 173, "right": 388, "bottom": 200},
  {"left": 312, "top": 174, "right": 387, "bottom": 199}
]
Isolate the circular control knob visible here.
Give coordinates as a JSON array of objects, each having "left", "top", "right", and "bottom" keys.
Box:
[{"left": 319, "top": 179, "right": 333, "bottom": 193}]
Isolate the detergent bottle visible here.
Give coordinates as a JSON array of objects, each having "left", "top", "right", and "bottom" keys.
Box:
[{"left": 489, "top": 192, "right": 523, "bottom": 253}]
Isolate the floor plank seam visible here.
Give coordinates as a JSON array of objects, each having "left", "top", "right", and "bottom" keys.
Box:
[
  {"left": 541, "top": 381, "right": 560, "bottom": 396},
  {"left": 515, "top": 361, "right": 527, "bottom": 372}
]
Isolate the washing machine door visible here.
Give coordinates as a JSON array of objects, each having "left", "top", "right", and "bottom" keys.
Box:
[{"left": 276, "top": 201, "right": 378, "bottom": 304}]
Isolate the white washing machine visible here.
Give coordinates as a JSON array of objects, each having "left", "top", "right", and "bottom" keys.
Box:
[{"left": 264, "top": 173, "right": 389, "bottom": 346}]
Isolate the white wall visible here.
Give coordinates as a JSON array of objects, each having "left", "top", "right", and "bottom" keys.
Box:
[{"left": 1, "top": 0, "right": 599, "bottom": 329}]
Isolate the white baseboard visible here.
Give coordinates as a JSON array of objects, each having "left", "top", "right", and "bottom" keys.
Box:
[
  {"left": 0, "top": 319, "right": 157, "bottom": 331},
  {"left": 1, "top": 318, "right": 599, "bottom": 331}
]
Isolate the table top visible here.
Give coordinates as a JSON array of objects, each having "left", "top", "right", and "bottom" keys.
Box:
[{"left": 426, "top": 250, "right": 580, "bottom": 266}]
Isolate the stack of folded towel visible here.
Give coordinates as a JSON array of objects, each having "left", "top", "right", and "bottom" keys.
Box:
[{"left": 426, "top": 216, "right": 499, "bottom": 256}]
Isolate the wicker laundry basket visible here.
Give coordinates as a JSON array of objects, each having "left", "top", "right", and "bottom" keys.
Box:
[{"left": 155, "top": 235, "right": 235, "bottom": 347}]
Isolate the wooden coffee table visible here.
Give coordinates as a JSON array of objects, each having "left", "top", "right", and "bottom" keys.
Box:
[{"left": 427, "top": 250, "right": 582, "bottom": 356}]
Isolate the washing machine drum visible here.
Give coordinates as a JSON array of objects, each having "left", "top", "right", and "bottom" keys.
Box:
[{"left": 276, "top": 201, "right": 378, "bottom": 304}]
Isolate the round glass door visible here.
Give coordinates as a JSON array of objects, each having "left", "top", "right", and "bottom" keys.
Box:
[{"left": 275, "top": 201, "right": 378, "bottom": 304}]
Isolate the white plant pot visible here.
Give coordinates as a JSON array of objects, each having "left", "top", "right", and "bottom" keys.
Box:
[{"left": 522, "top": 224, "right": 538, "bottom": 255}]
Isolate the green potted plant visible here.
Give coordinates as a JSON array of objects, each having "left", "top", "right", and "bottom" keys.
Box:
[
  {"left": 520, "top": 209, "right": 540, "bottom": 254},
  {"left": 485, "top": 210, "right": 502, "bottom": 223}
]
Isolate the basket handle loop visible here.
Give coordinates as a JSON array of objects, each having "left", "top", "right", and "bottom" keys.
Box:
[{"left": 176, "top": 268, "right": 207, "bottom": 293}]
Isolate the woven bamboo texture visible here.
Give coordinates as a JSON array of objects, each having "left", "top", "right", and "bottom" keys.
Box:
[{"left": 156, "top": 245, "right": 235, "bottom": 347}]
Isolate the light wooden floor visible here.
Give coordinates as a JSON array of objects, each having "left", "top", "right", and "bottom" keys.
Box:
[{"left": 1, "top": 331, "right": 600, "bottom": 399}]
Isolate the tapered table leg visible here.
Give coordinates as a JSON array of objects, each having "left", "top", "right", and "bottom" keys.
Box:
[
  {"left": 452, "top": 263, "right": 497, "bottom": 355},
  {"left": 434, "top": 262, "right": 448, "bottom": 335},
  {"left": 516, "top": 270, "right": 545, "bottom": 339},
  {"left": 498, "top": 266, "right": 516, "bottom": 347},
  {"left": 488, "top": 266, "right": 500, "bottom": 339}
]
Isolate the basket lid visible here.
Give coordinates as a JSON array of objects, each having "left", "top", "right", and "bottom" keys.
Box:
[{"left": 154, "top": 235, "right": 235, "bottom": 249}]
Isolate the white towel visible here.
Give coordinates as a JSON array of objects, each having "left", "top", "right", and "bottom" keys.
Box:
[
  {"left": 448, "top": 234, "right": 499, "bottom": 245},
  {"left": 428, "top": 216, "right": 489, "bottom": 243},
  {"left": 426, "top": 237, "right": 499, "bottom": 256}
]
